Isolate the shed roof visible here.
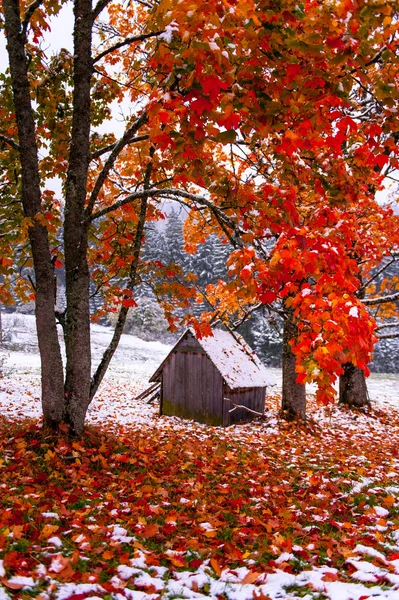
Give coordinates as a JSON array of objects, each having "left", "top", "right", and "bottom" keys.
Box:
[{"left": 150, "top": 328, "right": 271, "bottom": 390}]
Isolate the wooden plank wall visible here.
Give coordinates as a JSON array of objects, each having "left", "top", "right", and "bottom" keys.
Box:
[
  {"left": 223, "top": 386, "right": 266, "bottom": 426},
  {"left": 161, "top": 349, "right": 224, "bottom": 425}
]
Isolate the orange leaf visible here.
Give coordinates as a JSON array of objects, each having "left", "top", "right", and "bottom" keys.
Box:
[
  {"left": 1, "top": 579, "right": 27, "bottom": 590},
  {"left": 50, "top": 554, "right": 70, "bottom": 573},
  {"left": 141, "top": 524, "right": 158, "bottom": 538},
  {"left": 383, "top": 495, "right": 395, "bottom": 507},
  {"left": 322, "top": 572, "right": 338, "bottom": 582},
  {"left": 169, "top": 555, "right": 186, "bottom": 568},
  {"left": 242, "top": 571, "right": 262, "bottom": 584},
  {"left": 204, "top": 530, "right": 217, "bottom": 538},
  {"left": 210, "top": 558, "right": 221, "bottom": 576},
  {"left": 252, "top": 591, "right": 272, "bottom": 600},
  {"left": 11, "top": 525, "right": 24, "bottom": 540}
]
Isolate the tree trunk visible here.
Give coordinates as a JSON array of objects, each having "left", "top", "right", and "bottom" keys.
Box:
[
  {"left": 3, "top": 0, "right": 65, "bottom": 425},
  {"left": 339, "top": 362, "right": 370, "bottom": 407},
  {"left": 63, "top": 0, "right": 94, "bottom": 435},
  {"left": 281, "top": 310, "right": 306, "bottom": 421}
]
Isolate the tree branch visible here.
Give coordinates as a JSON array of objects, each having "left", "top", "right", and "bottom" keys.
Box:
[
  {"left": 232, "top": 302, "right": 263, "bottom": 330},
  {"left": 85, "top": 111, "right": 148, "bottom": 218},
  {"left": 363, "top": 291, "right": 399, "bottom": 306},
  {"left": 377, "top": 332, "right": 399, "bottom": 340},
  {"left": 93, "top": 31, "right": 164, "bottom": 64},
  {"left": 90, "top": 186, "right": 242, "bottom": 242},
  {"left": 89, "top": 149, "right": 154, "bottom": 400},
  {"left": 21, "top": 0, "right": 43, "bottom": 40},
  {"left": 359, "top": 256, "right": 397, "bottom": 293},
  {"left": 92, "top": 0, "right": 112, "bottom": 21},
  {"left": 90, "top": 135, "right": 148, "bottom": 160},
  {"left": 224, "top": 396, "right": 266, "bottom": 418},
  {"left": 0, "top": 133, "right": 20, "bottom": 152},
  {"left": 375, "top": 321, "right": 399, "bottom": 330}
]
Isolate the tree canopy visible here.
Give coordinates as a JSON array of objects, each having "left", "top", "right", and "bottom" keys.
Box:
[{"left": 0, "top": 0, "right": 398, "bottom": 430}]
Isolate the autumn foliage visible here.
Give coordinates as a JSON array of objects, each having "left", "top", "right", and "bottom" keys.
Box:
[
  {"left": 0, "top": 0, "right": 399, "bottom": 430},
  {"left": 0, "top": 386, "right": 399, "bottom": 598}
]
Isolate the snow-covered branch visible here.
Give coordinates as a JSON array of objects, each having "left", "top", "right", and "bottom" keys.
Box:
[
  {"left": 363, "top": 291, "right": 399, "bottom": 306},
  {"left": 377, "top": 332, "right": 399, "bottom": 340},
  {"left": 375, "top": 321, "right": 399, "bottom": 331}
]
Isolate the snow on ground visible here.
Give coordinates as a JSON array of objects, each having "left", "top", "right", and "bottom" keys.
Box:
[
  {"left": 1, "top": 311, "right": 398, "bottom": 414},
  {"left": 1, "top": 313, "right": 399, "bottom": 600}
]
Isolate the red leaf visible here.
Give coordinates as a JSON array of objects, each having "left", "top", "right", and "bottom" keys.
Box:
[
  {"left": 260, "top": 291, "right": 276, "bottom": 304},
  {"left": 122, "top": 298, "right": 137, "bottom": 308}
]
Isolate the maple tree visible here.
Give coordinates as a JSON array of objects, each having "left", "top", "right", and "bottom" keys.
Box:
[
  {"left": 178, "top": 0, "right": 399, "bottom": 415},
  {"left": 1, "top": 0, "right": 399, "bottom": 433}
]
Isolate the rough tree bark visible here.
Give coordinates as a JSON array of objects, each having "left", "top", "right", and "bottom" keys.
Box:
[
  {"left": 63, "top": 0, "right": 93, "bottom": 434},
  {"left": 281, "top": 309, "right": 306, "bottom": 421},
  {"left": 3, "top": 0, "right": 155, "bottom": 435},
  {"left": 3, "top": 0, "right": 65, "bottom": 425},
  {"left": 339, "top": 362, "right": 370, "bottom": 408},
  {"left": 339, "top": 284, "right": 370, "bottom": 407}
]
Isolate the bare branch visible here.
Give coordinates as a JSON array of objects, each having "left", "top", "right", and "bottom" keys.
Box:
[
  {"left": 85, "top": 111, "right": 148, "bottom": 217},
  {"left": 365, "top": 45, "right": 387, "bottom": 68},
  {"left": 363, "top": 291, "right": 399, "bottom": 306},
  {"left": 360, "top": 256, "right": 397, "bottom": 293},
  {"left": 92, "top": 0, "right": 112, "bottom": 21},
  {"left": 135, "top": 0, "right": 154, "bottom": 7},
  {"left": 224, "top": 397, "right": 266, "bottom": 418},
  {"left": 90, "top": 135, "right": 149, "bottom": 160},
  {"left": 93, "top": 31, "right": 164, "bottom": 64},
  {"left": 232, "top": 303, "right": 262, "bottom": 330},
  {"left": 0, "top": 133, "right": 20, "bottom": 152},
  {"left": 89, "top": 186, "right": 244, "bottom": 247}
]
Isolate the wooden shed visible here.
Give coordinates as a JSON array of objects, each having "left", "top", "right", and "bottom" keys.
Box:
[{"left": 149, "top": 328, "right": 271, "bottom": 426}]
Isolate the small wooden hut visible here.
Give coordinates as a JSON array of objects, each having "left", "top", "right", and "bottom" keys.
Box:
[{"left": 149, "top": 328, "right": 271, "bottom": 426}]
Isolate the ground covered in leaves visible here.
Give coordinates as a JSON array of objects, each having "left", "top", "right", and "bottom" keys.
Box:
[{"left": 0, "top": 376, "right": 399, "bottom": 600}]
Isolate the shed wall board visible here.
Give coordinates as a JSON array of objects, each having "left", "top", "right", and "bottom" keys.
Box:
[
  {"left": 161, "top": 350, "right": 224, "bottom": 425},
  {"left": 223, "top": 386, "right": 266, "bottom": 426}
]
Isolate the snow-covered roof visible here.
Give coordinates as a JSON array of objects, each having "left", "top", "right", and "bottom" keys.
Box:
[{"left": 150, "top": 328, "right": 271, "bottom": 389}]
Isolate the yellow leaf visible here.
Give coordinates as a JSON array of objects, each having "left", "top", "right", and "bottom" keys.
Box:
[{"left": 41, "top": 524, "right": 59, "bottom": 539}]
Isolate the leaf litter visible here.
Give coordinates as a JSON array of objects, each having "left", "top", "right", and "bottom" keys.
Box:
[{"left": 1, "top": 324, "right": 399, "bottom": 599}]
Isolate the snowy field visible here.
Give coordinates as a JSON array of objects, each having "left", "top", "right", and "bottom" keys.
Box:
[
  {"left": 1, "top": 312, "right": 398, "bottom": 421},
  {"left": 1, "top": 313, "right": 399, "bottom": 600}
]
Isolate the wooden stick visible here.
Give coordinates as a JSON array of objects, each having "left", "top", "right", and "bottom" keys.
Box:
[
  {"left": 224, "top": 397, "right": 266, "bottom": 417},
  {"left": 135, "top": 382, "right": 160, "bottom": 401},
  {"left": 146, "top": 389, "right": 161, "bottom": 404}
]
